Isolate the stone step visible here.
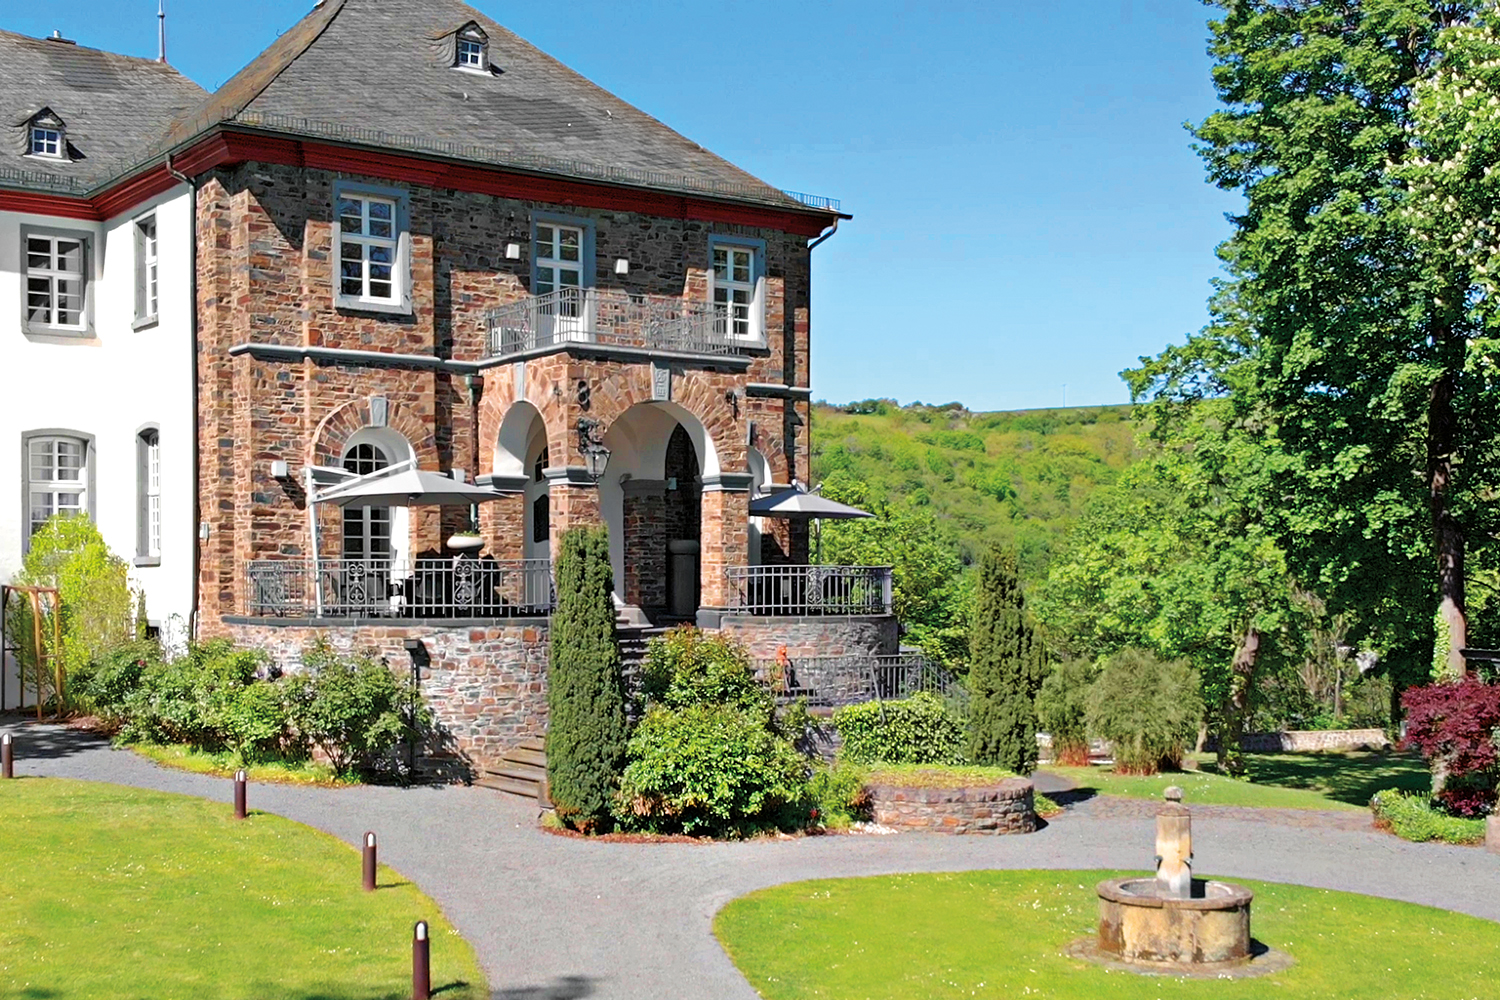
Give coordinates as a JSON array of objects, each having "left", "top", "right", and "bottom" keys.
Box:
[
  {"left": 485, "top": 764, "right": 546, "bottom": 784},
  {"left": 474, "top": 773, "right": 544, "bottom": 800},
  {"left": 499, "top": 747, "right": 547, "bottom": 768}
]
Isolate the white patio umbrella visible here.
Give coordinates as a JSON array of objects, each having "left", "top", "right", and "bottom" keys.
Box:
[{"left": 748, "top": 483, "right": 872, "bottom": 562}]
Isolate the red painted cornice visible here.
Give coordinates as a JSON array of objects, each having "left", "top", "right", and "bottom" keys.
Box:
[{"left": 1, "top": 127, "right": 840, "bottom": 237}]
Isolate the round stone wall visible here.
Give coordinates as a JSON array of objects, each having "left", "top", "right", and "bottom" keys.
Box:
[
  {"left": 716, "top": 614, "right": 898, "bottom": 659},
  {"left": 869, "top": 778, "right": 1037, "bottom": 834}
]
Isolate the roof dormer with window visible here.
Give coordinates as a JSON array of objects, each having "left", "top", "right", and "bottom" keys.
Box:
[
  {"left": 26, "top": 109, "right": 69, "bottom": 161},
  {"left": 453, "top": 22, "right": 490, "bottom": 74}
]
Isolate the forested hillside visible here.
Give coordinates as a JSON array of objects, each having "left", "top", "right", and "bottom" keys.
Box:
[{"left": 809, "top": 399, "right": 1141, "bottom": 580}]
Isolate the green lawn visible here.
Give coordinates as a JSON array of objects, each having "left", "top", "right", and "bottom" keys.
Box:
[
  {"left": 1040, "top": 750, "right": 1431, "bottom": 811},
  {"left": 0, "top": 778, "right": 486, "bottom": 1000},
  {"left": 130, "top": 742, "right": 353, "bottom": 786},
  {"left": 716, "top": 870, "right": 1500, "bottom": 1000}
]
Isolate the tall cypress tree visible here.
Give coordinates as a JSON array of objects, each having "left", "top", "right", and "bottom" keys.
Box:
[
  {"left": 968, "top": 544, "right": 1042, "bottom": 772},
  {"left": 545, "top": 525, "right": 627, "bottom": 831}
]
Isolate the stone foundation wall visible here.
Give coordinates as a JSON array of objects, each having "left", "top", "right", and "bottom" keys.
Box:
[
  {"left": 717, "top": 614, "right": 898, "bottom": 659},
  {"left": 869, "top": 779, "right": 1037, "bottom": 835},
  {"left": 218, "top": 617, "right": 549, "bottom": 779}
]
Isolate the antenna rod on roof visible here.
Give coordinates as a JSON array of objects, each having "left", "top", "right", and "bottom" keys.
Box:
[{"left": 157, "top": 0, "right": 166, "bottom": 63}]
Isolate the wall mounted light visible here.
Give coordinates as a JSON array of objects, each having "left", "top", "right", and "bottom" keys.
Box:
[
  {"left": 614, "top": 258, "right": 629, "bottom": 275},
  {"left": 270, "top": 460, "right": 290, "bottom": 480},
  {"left": 505, "top": 243, "right": 521, "bottom": 260},
  {"left": 577, "top": 417, "right": 611, "bottom": 481}
]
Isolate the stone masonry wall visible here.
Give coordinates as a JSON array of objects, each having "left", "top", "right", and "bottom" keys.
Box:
[
  {"left": 196, "top": 161, "right": 814, "bottom": 622},
  {"left": 718, "top": 614, "right": 899, "bottom": 659},
  {"left": 217, "top": 618, "right": 549, "bottom": 778},
  {"left": 1204, "top": 729, "right": 1391, "bottom": 753},
  {"left": 870, "top": 779, "right": 1038, "bottom": 835}
]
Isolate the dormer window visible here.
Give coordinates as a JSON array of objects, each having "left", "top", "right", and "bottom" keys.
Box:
[
  {"left": 26, "top": 110, "right": 68, "bottom": 160},
  {"left": 31, "top": 126, "right": 62, "bottom": 157},
  {"left": 454, "top": 23, "right": 489, "bottom": 72}
]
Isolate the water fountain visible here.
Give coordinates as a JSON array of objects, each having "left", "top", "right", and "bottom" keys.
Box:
[{"left": 1069, "top": 787, "right": 1291, "bottom": 976}]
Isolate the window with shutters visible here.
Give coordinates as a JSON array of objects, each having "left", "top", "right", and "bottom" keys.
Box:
[
  {"left": 136, "top": 429, "right": 161, "bottom": 563},
  {"left": 134, "top": 215, "right": 159, "bottom": 327},
  {"left": 23, "top": 432, "right": 92, "bottom": 547}
]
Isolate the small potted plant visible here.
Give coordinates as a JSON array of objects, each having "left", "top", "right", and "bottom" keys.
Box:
[{"left": 447, "top": 516, "right": 484, "bottom": 553}]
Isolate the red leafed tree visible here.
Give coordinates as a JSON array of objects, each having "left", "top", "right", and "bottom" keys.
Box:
[{"left": 1401, "top": 679, "right": 1500, "bottom": 810}]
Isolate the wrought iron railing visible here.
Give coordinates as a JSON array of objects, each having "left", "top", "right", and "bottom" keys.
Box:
[
  {"left": 724, "top": 565, "right": 893, "bottom": 616},
  {"left": 753, "top": 652, "right": 967, "bottom": 713},
  {"left": 485, "top": 287, "right": 752, "bottom": 360},
  {"left": 245, "top": 558, "right": 553, "bottom": 619}
]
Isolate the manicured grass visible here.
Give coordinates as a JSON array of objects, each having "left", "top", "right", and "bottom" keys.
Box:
[
  {"left": 715, "top": 870, "right": 1500, "bottom": 1000},
  {"left": 0, "top": 778, "right": 485, "bottom": 1000},
  {"left": 130, "top": 741, "right": 353, "bottom": 786},
  {"left": 1040, "top": 750, "right": 1432, "bottom": 812}
]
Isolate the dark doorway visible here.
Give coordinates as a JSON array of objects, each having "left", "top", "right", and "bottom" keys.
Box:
[{"left": 664, "top": 424, "right": 701, "bottom": 619}]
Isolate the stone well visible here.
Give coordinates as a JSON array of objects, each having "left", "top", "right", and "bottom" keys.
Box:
[{"left": 868, "top": 778, "right": 1036, "bottom": 834}]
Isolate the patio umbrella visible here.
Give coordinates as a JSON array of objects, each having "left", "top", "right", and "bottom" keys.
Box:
[
  {"left": 314, "top": 467, "right": 508, "bottom": 507},
  {"left": 748, "top": 484, "right": 873, "bottom": 520}
]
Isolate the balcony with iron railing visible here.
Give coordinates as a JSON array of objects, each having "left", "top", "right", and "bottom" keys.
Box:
[
  {"left": 245, "top": 558, "right": 554, "bottom": 620},
  {"left": 724, "top": 565, "right": 894, "bottom": 617},
  {"left": 484, "top": 287, "right": 755, "bottom": 361}
]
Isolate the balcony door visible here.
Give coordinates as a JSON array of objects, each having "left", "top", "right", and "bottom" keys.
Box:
[
  {"left": 339, "top": 443, "right": 393, "bottom": 614},
  {"left": 534, "top": 223, "right": 588, "bottom": 344}
]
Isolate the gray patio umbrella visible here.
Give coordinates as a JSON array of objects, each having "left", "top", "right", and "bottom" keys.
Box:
[
  {"left": 314, "top": 467, "right": 508, "bottom": 508},
  {"left": 748, "top": 484, "right": 873, "bottom": 520}
]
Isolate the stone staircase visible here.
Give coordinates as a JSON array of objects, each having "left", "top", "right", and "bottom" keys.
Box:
[
  {"left": 475, "top": 617, "right": 665, "bottom": 805},
  {"left": 475, "top": 737, "right": 550, "bottom": 803}
]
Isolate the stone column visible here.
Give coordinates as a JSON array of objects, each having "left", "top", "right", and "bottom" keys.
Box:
[
  {"left": 622, "top": 479, "right": 667, "bottom": 612},
  {"left": 546, "top": 469, "right": 603, "bottom": 559},
  {"left": 699, "top": 474, "right": 752, "bottom": 611}
]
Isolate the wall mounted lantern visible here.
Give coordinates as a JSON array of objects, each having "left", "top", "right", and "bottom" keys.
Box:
[
  {"left": 577, "top": 417, "right": 611, "bottom": 482},
  {"left": 614, "top": 258, "right": 629, "bottom": 275}
]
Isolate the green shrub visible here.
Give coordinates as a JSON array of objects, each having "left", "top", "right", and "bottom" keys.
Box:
[
  {"left": 545, "top": 526, "right": 628, "bottom": 831},
  {"left": 7, "top": 515, "right": 135, "bottom": 712},
  {"left": 1370, "top": 789, "right": 1487, "bottom": 845},
  {"left": 615, "top": 703, "right": 811, "bottom": 837},
  {"left": 83, "top": 640, "right": 160, "bottom": 718},
  {"left": 119, "top": 640, "right": 265, "bottom": 748},
  {"left": 642, "top": 627, "right": 768, "bottom": 713},
  {"left": 1085, "top": 648, "right": 1202, "bottom": 774},
  {"left": 1035, "top": 657, "right": 1096, "bottom": 765},
  {"left": 832, "top": 692, "right": 967, "bottom": 765},
  {"left": 807, "top": 761, "right": 871, "bottom": 828},
  {"left": 223, "top": 681, "right": 297, "bottom": 764},
  {"left": 967, "top": 544, "right": 1044, "bottom": 771},
  {"left": 292, "top": 639, "right": 418, "bottom": 778}
]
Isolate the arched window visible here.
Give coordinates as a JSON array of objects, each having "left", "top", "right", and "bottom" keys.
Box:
[
  {"left": 137, "top": 428, "right": 161, "bottom": 561},
  {"left": 533, "top": 444, "right": 549, "bottom": 483},
  {"left": 342, "top": 443, "right": 391, "bottom": 561}
]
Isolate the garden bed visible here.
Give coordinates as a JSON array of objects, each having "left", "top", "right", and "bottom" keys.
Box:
[
  {"left": 867, "top": 774, "right": 1037, "bottom": 834},
  {"left": 1370, "top": 789, "right": 1487, "bottom": 846}
]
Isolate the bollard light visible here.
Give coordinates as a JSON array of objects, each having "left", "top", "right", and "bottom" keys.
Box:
[
  {"left": 412, "top": 920, "right": 431, "bottom": 1000},
  {"left": 363, "top": 831, "right": 378, "bottom": 892},
  {"left": 233, "top": 769, "right": 247, "bottom": 820},
  {"left": 1, "top": 733, "right": 12, "bottom": 779}
]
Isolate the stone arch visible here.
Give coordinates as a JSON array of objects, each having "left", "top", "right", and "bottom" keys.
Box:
[{"left": 309, "top": 395, "right": 432, "bottom": 469}]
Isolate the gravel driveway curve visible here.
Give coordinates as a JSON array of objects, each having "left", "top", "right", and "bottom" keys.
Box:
[{"left": 3, "top": 722, "right": 1497, "bottom": 1000}]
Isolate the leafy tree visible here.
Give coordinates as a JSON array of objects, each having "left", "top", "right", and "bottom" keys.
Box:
[
  {"left": 1035, "top": 657, "right": 1096, "bottom": 766},
  {"left": 1086, "top": 648, "right": 1203, "bottom": 775},
  {"left": 546, "top": 526, "right": 628, "bottom": 831},
  {"left": 967, "top": 544, "right": 1043, "bottom": 771},
  {"left": 8, "top": 514, "right": 134, "bottom": 709},
  {"left": 1133, "top": 0, "right": 1495, "bottom": 687},
  {"left": 1401, "top": 678, "right": 1500, "bottom": 805}
]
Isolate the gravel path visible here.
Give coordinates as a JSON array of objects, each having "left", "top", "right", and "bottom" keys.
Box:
[{"left": 3, "top": 721, "right": 1497, "bottom": 1000}]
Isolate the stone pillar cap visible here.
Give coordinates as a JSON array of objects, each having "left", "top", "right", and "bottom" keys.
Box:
[{"left": 1164, "top": 786, "right": 1184, "bottom": 802}]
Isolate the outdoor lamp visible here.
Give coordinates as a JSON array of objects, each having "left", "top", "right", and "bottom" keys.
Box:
[{"left": 577, "top": 417, "right": 611, "bottom": 482}]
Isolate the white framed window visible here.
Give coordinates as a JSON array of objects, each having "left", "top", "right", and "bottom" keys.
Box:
[
  {"left": 534, "top": 223, "right": 584, "bottom": 298},
  {"left": 25, "top": 234, "right": 88, "bottom": 332},
  {"left": 342, "top": 443, "right": 392, "bottom": 561},
  {"left": 338, "top": 194, "right": 399, "bottom": 304},
  {"left": 137, "top": 429, "right": 161, "bottom": 561},
  {"left": 711, "top": 242, "right": 759, "bottom": 339},
  {"left": 458, "top": 37, "right": 484, "bottom": 68},
  {"left": 26, "top": 435, "right": 89, "bottom": 540},
  {"left": 30, "top": 127, "right": 63, "bottom": 158},
  {"left": 135, "top": 215, "right": 159, "bottom": 324}
]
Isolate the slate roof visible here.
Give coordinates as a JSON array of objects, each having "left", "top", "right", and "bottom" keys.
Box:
[
  {"left": 0, "top": 29, "right": 206, "bottom": 192},
  {"left": 166, "top": 0, "right": 813, "bottom": 211}
]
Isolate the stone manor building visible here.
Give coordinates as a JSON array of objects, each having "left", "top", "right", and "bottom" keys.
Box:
[{"left": 1, "top": 0, "right": 896, "bottom": 774}]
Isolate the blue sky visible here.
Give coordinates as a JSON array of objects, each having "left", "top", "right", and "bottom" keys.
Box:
[{"left": 14, "top": 1, "right": 1237, "bottom": 412}]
